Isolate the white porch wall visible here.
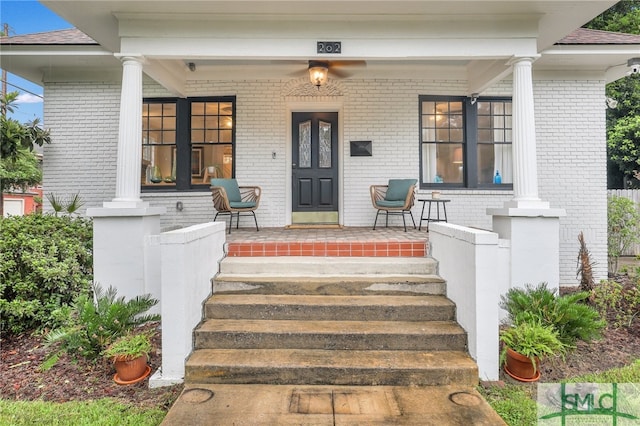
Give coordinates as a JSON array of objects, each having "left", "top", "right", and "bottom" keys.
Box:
[
  {"left": 42, "top": 76, "right": 607, "bottom": 285},
  {"left": 42, "top": 82, "right": 120, "bottom": 210},
  {"left": 534, "top": 78, "right": 608, "bottom": 284}
]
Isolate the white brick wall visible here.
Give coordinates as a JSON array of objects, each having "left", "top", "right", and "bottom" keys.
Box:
[
  {"left": 43, "top": 82, "right": 120, "bottom": 211},
  {"left": 534, "top": 79, "right": 608, "bottom": 284},
  {"left": 42, "top": 75, "right": 608, "bottom": 285}
]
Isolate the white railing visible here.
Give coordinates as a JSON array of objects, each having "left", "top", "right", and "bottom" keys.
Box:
[
  {"left": 148, "top": 221, "right": 226, "bottom": 388},
  {"left": 608, "top": 189, "right": 640, "bottom": 256},
  {"left": 428, "top": 222, "right": 510, "bottom": 381}
]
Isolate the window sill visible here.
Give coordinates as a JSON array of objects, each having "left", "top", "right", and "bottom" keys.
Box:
[{"left": 141, "top": 191, "right": 210, "bottom": 198}]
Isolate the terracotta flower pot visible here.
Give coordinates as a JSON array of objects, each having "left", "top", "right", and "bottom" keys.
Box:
[
  {"left": 113, "top": 355, "right": 149, "bottom": 384},
  {"left": 504, "top": 348, "right": 541, "bottom": 382}
]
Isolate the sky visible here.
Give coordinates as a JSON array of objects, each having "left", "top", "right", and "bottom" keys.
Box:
[{"left": 1, "top": 1, "right": 73, "bottom": 123}]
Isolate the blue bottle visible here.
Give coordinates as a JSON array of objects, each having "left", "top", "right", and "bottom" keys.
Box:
[{"left": 494, "top": 171, "right": 502, "bottom": 184}]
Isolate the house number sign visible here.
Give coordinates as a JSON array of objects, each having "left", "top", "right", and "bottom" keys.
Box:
[{"left": 317, "top": 42, "right": 341, "bottom": 54}]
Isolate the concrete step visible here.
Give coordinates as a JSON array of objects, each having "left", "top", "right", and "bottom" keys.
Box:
[
  {"left": 204, "top": 294, "right": 456, "bottom": 321},
  {"left": 185, "top": 349, "right": 478, "bottom": 387},
  {"left": 161, "top": 384, "right": 507, "bottom": 426},
  {"left": 218, "top": 256, "right": 439, "bottom": 277},
  {"left": 212, "top": 278, "right": 446, "bottom": 295},
  {"left": 194, "top": 319, "right": 467, "bottom": 351}
]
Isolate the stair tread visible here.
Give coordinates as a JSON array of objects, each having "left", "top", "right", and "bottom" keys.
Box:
[
  {"left": 214, "top": 274, "right": 444, "bottom": 282},
  {"left": 197, "top": 319, "right": 465, "bottom": 335},
  {"left": 187, "top": 348, "right": 477, "bottom": 369},
  {"left": 207, "top": 294, "right": 453, "bottom": 306}
]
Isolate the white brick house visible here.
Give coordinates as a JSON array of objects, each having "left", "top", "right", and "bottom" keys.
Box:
[
  {"left": 2, "top": 1, "right": 639, "bottom": 288},
  {"left": 5, "top": 0, "right": 640, "bottom": 381}
]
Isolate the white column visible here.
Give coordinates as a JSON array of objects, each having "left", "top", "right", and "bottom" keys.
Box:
[
  {"left": 87, "top": 54, "right": 165, "bottom": 313},
  {"left": 487, "top": 56, "right": 566, "bottom": 291},
  {"left": 507, "top": 56, "right": 548, "bottom": 209},
  {"left": 104, "top": 55, "right": 147, "bottom": 209}
]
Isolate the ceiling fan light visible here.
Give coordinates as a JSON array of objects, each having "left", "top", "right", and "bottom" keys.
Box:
[{"left": 309, "top": 62, "right": 329, "bottom": 88}]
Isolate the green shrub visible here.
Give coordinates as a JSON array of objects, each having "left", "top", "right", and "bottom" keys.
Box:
[
  {"left": 0, "top": 214, "right": 93, "bottom": 333},
  {"left": 46, "top": 284, "right": 160, "bottom": 359},
  {"left": 592, "top": 279, "right": 640, "bottom": 328},
  {"left": 499, "top": 283, "right": 605, "bottom": 346},
  {"left": 608, "top": 195, "right": 640, "bottom": 274}
]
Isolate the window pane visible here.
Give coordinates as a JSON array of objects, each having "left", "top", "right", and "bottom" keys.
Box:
[
  {"left": 220, "top": 116, "right": 233, "bottom": 129},
  {"left": 435, "top": 128, "right": 449, "bottom": 141},
  {"left": 422, "top": 128, "right": 436, "bottom": 141},
  {"left": 478, "top": 129, "right": 492, "bottom": 143},
  {"left": 194, "top": 144, "right": 233, "bottom": 184},
  {"left": 422, "top": 101, "right": 435, "bottom": 114},
  {"left": 191, "top": 130, "right": 205, "bottom": 143},
  {"left": 436, "top": 101, "right": 449, "bottom": 114},
  {"left": 319, "top": 121, "right": 331, "bottom": 168},
  {"left": 205, "top": 102, "right": 219, "bottom": 115},
  {"left": 148, "top": 103, "right": 163, "bottom": 117},
  {"left": 450, "top": 114, "right": 463, "bottom": 130},
  {"left": 220, "top": 130, "right": 232, "bottom": 143},
  {"left": 504, "top": 103, "right": 512, "bottom": 115},
  {"left": 148, "top": 131, "right": 162, "bottom": 144},
  {"left": 220, "top": 102, "right": 233, "bottom": 115},
  {"left": 205, "top": 130, "right": 219, "bottom": 143},
  {"left": 478, "top": 143, "right": 512, "bottom": 184},
  {"left": 149, "top": 117, "right": 162, "bottom": 131},
  {"left": 422, "top": 143, "right": 463, "bottom": 184},
  {"left": 450, "top": 129, "right": 463, "bottom": 143},
  {"left": 478, "top": 116, "right": 491, "bottom": 129},
  {"left": 192, "top": 102, "right": 205, "bottom": 115},
  {"left": 477, "top": 101, "right": 490, "bottom": 114},
  {"left": 299, "top": 120, "right": 311, "bottom": 168},
  {"left": 162, "top": 131, "right": 176, "bottom": 144},
  {"left": 191, "top": 116, "right": 205, "bottom": 129},
  {"left": 141, "top": 145, "right": 175, "bottom": 186}
]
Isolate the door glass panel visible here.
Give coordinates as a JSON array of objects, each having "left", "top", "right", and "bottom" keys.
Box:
[
  {"left": 299, "top": 120, "right": 311, "bottom": 168},
  {"left": 319, "top": 121, "right": 331, "bottom": 168}
]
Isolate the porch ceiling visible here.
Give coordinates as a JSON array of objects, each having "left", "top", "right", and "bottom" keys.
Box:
[
  {"left": 41, "top": 1, "right": 617, "bottom": 53},
  {"left": 5, "top": 1, "right": 633, "bottom": 91}
]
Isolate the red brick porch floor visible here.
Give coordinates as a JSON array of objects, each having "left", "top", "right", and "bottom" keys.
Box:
[{"left": 224, "top": 226, "right": 429, "bottom": 257}]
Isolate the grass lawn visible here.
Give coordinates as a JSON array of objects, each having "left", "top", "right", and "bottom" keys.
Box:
[
  {"left": 479, "top": 359, "right": 640, "bottom": 426},
  {"left": 0, "top": 399, "right": 166, "bottom": 426}
]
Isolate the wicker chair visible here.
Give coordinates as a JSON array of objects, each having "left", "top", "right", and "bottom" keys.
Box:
[
  {"left": 370, "top": 179, "right": 417, "bottom": 232},
  {"left": 211, "top": 178, "right": 261, "bottom": 233}
]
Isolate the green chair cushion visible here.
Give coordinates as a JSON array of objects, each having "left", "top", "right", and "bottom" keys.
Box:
[
  {"left": 229, "top": 201, "right": 257, "bottom": 209},
  {"left": 211, "top": 178, "right": 242, "bottom": 203},
  {"left": 376, "top": 200, "right": 405, "bottom": 208},
  {"left": 384, "top": 179, "right": 417, "bottom": 201}
]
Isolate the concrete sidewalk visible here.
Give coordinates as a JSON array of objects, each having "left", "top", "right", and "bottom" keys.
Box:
[{"left": 161, "top": 384, "right": 506, "bottom": 425}]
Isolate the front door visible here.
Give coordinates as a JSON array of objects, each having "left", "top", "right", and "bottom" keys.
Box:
[{"left": 291, "top": 112, "right": 339, "bottom": 224}]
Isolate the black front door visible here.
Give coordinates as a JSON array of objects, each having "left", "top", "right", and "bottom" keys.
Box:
[{"left": 291, "top": 112, "right": 339, "bottom": 224}]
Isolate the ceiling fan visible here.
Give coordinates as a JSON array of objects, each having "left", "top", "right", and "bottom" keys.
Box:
[{"left": 294, "top": 60, "right": 367, "bottom": 88}]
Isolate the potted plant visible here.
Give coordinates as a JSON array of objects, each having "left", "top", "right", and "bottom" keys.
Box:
[
  {"left": 103, "top": 332, "right": 153, "bottom": 385},
  {"left": 499, "top": 321, "right": 565, "bottom": 382}
]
